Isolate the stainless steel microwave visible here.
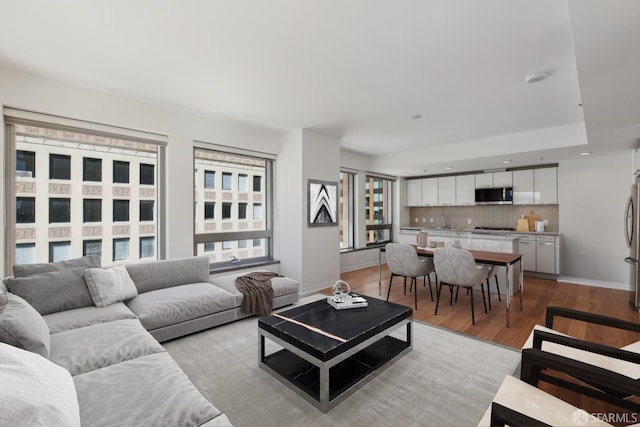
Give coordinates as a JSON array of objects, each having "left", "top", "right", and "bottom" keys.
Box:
[{"left": 475, "top": 187, "right": 513, "bottom": 205}]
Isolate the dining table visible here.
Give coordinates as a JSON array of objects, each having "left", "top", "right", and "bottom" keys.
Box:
[{"left": 378, "top": 244, "right": 523, "bottom": 327}]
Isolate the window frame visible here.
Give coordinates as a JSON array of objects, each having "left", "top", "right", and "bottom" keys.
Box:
[
  {"left": 83, "top": 198, "right": 102, "bottom": 223},
  {"left": 113, "top": 160, "right": 130, "bottom": 184},
  {"left": 49, "top": 154, "right": 71, "bottom": 180},
  {"left": 364, "top": 175, "right": 394, "bottom": 246},
  {"left": 83, "top": 157, "right": 102, "bottom": 182},
  {"left": 49, "top": 198, "right": 71, "bottom": 223},
  {"left": 339, "top": 171, "right": 355, "bottom": 250}
]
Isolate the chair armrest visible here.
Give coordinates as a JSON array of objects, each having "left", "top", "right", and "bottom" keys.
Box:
[
  {"left": 545, "top": 306, "right": 640, "bottom": 333},
  {"left": 490, "top": 402, "right": 550, "bottom": 427},
  {"left": 521, "top": 348, "right": 640, "bottom": 398},
  {"left": 532, "top": 329, "right": 640, "bottom": 365}
]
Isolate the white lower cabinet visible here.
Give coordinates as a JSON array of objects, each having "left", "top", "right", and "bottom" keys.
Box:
[
  {"left": 518, "top": 236, "right": 536, "bottom": 272},
  {"left": 514, "top": 234, "right": 559, "bottom": 275}
]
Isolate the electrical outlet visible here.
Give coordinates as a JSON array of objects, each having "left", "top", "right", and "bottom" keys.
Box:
[
  {"left": 467, "top": 218, "right": 472, "bottom": 225},
  {"left": 422, "top": 218, "right": 426, "bottom": 223},
  {"left": 429, "top": 218, "right": 434, "bottom": 223}
]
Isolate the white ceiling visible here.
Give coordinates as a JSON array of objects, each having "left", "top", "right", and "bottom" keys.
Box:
[{"left": 0, "top": 0, "right": 638, "bottom": 176}]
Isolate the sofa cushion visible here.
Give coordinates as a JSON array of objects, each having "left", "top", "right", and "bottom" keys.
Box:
[
  {"left": 5, "top": 267, "right": 94, "bottom": 315},
  {"left": 0, "top": 292, "right": 50, "bottom": 357},
  {"left": 0, "top": 342, "right": 81, "bottom": 427},
  {"left": 125, "top": 256, "right": 210, "bottom": 294},
  {"left": 73, "top": 352, "right": 221, "bottom": 427},
  {"left": 85, "top": 265, "right": 138, "bottom": 307},
  {"left": 12, "top": 254, "right": 100, "bottom": 277},
  {"left": 44, "top": 302, "right": 138, "bottom": 334},
  {"left": 50, "top": 319, "right": 165, "bottom": 376},
  {"left": 210, "top": 271, "right": 300, "bottom": 306},
  {"left": 126, "top": 283, "right": 236, "bottom": 330}
]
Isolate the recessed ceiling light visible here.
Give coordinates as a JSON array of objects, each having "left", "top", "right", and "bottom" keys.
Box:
[
  {"left": 503, "top": 160, "right": 512, "bottom": 164},
  {"left": 444, "top": 167, "right": 453, "bottom": 170},
  {"left": 411, "top": 114, "right": 422, "bottom": 120},
  {"left": 525, "top": 72, "right": 549, "bottom": 84},
  {"left": 580, "top": 152, "right": 591, "bottom": 156}
]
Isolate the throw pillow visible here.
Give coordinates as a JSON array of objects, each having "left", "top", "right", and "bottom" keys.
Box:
[
  {"left": 85, "top": 265, "right": 138, "bottom": 307},
  {"left": 0, "top": 292, "right": 50, "bottom": 358},
  {"left": 13, "top": 254, "right": 101, "bottom": 277},
  {"left": 5, "top": 268, "right": 94, "bottom": 315},
  {"left": 0, "top": 342, "right": 80, "bottom": 427}
]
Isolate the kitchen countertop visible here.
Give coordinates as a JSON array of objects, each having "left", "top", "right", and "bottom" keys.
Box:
[{"left": 399, "top": 226, "right": 561, "bottom": 236}]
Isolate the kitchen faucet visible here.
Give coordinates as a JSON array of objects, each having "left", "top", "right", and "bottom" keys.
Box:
[{"left": 441, "top": 215, "right": 446, "bottom": 228}]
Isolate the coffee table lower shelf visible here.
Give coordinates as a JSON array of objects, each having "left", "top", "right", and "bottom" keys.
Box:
[{"left": 259, "top": 320, "right": 412, "bottom": 412}]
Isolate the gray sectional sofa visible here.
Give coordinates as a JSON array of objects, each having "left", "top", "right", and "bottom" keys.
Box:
[{"left": 0, "top": 255, "right": 299, "bottom": 427}]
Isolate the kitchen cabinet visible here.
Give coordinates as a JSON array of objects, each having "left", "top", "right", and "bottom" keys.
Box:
[
  {"left": 438, "top": 176, "right": 456, "bottom": 206},
  {"left": 455, "top": 174, "right": 475, "bottom": 205},
  {"left": 517, "top": 235, "right": 536, "bottom": 271},
  {"left": 475, "top": 173, "right": 493, "bottom": 188},
  {"left": 405, "top": 179, "right": 422, "bottom": 206},
  {"left": 421, "top": 178, "right": 438, "bottom": 206},
  {"left": 534, "top": 167, "right": 558, "bottom": 204},
  {"left": 536, "top": 235, "right": 557, "bottom": 274},
  {"left": 513, "top": 170, "right": 534, "bottom": 205},
  {"left": 493, "top": 171, "right": 513, "bottom": 187}
]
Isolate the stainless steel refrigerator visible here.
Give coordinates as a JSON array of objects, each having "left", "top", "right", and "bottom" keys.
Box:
[{"left": 624, "top": 180, "right": 640, "bottom": 309}]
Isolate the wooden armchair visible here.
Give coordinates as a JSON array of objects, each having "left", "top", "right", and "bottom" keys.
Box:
[{"left": 520, "top": 306, "right": 640, "bottom": 412}]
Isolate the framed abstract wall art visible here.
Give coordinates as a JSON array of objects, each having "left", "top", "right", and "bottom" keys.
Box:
[{"left": 307, "top": 179, "right": 338, "bottom": 227}]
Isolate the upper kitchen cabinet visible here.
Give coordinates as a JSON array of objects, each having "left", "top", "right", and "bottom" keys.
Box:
[
  {"left": 421, "top": 178, "right": 438, "bottom": 206},
  {"left": 455, "top": 174, "right": 475, "bottom": 205},
  {"left": 475, "top": 171, "right": 512, "bottom": 188},
  {"left": 438, "top": 176, "right": 456, "bottom": 206},
  {"left": 405, "top": 179, "right": 422, "bottom": 206},
  {"left": 493, "top": 171, "right": 513, "bottom": 187},
  {"left": 475, "top": 173, "right": 493, "bottom": 188},
  {"left": 534, "top": 167, "right": 558, "bottom": 204},
  {"left": 513, "top": 169, "right": 534, "bottom": 205}
]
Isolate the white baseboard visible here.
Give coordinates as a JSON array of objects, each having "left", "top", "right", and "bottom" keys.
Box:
[
  {"left": 340, "top": 261, "right": 379, "bottom": 273},
  {"left": 558, "top": 276, "right": 631, "bottom": 291}
]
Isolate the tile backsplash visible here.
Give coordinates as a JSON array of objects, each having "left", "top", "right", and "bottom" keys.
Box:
[{"left": 408, "top": 205, "right": 559, "bottom": 232}]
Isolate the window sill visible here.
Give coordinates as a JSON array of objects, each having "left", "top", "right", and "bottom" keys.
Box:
[{"left": 208, "top": 259, "right": 280, "bottom": 275}]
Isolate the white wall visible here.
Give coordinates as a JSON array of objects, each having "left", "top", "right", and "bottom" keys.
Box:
[
  {"left": 558, "top": 151, "right": 634, "bottom": 289},
  {"left": 0, "top": 64, "right": 282, "bottom": 274}
]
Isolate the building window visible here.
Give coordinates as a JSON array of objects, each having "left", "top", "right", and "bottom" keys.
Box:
[
  {"left": 16, "top": 197, "right": 35, "bottom": 223},
  {"left": 49, "top": 198, "right": 70, "bottom": 223},
  {"left": 339, "top": 172, "right": 355, "bottom": 250},
  {"left": 222, "top": 172, "right": 232, "bottom": 190},
  {"left": 140, "top": 163, "right": 155, "bottom": 185},
  {"left": 83, "top": 157, "right": 102, "bottom": 182},
  {"left": 49, "top": 241, "right": 71, "bottom": 262},
  {"left": 253, "top": 203, "right": 262, "bottom": 220},
  {"left": 113, "top": 238, "right": 130, "bottom": 261},
  {"left": 238, "top": 203, "right": 247, "bottom": 220},
  {"left": 140, "top": 201, "right": 154, "bottom": 221},
  {"left": 222, "top": 202, "right": 232, "bottom": 220},
  {"left": 204, "top": 170, "right": 215, "bottom": 189},
  {"left": 16, "top": 150, "right": 35, "bottom": 178},
  {"left": 113, "top": 161, "right": 130, "bottom": 184},
  {"left": 253, "top": 239, "right": 262, "bottom": 247},
  {"left": 140, "top": 236, "right": 155, "bottom": 258},
  {"left": 6, "top": 119, "right": 164, "bottom": 271},
  {"left": 204, "top": 202, "right": 215, "bottom": 220},
  {"left": 365, "top": 175, "right": 394, "bottom": 245},
  {"left": 238, "top": 174, "right": 248, "bottom": 192},
  {"left": 113, "top": 200, "right": 130, "bottom": 222},
  {"left": 194, "top": 147, "right": 273, "bottom": 266},
  {"left": 83, "top": 240, "right": 102, "bottom": 256},
  {"left": 83, "top": 199, "right": 102, "bottom": 223},
  {"left": 49, "top": 154, "right": 70, "bottom": 180},
  {"left": 15, "top": 243, "right": 36, "bottom": 265}
]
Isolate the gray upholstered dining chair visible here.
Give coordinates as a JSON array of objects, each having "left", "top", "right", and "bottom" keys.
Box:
[
  {"left": 485, "top": 265, "right": 501, "bottom": 310},
  {"left": 433, "top": 247, "right": 491, "bottom": 325},
  {"left": 385, "top": 243, "right": 435, "bottom": 310}
]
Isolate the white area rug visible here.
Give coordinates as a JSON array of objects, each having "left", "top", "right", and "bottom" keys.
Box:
[{"left": 164, "top": 296, "right": 520, "bottom": 427}]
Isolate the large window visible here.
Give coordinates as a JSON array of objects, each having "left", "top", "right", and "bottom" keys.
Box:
[
  {"left": 5, "top": 115, "right": 165, "bottom": 271},
  {"left": 339, "top": 172, "right": 355, "bottom": 250},
  {"left": 194, "top": 147, "right": 272, "bottom": 266},
  {"left": 365, "top": 175, "right": 394, "bottom": 245},
  {"left": 204, "top": 170, "right": 215, "bottom": 189}
]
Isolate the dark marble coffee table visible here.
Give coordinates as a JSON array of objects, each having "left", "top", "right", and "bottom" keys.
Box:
[{"left": 258, "top": 296, "right": 412, "bottom": 412}]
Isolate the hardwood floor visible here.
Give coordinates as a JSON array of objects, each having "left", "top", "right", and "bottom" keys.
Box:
[{"left": 323, "top": 265, "right": 640, "bottom": 421}]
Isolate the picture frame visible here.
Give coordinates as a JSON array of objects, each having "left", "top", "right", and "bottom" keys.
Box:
[{"left": 307, "top": 179, "right": 338, "bottom": 227}]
